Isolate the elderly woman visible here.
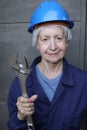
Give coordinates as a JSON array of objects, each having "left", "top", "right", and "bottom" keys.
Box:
[{"left": 7, "top": 1, "right": 87, "bottom": 130}]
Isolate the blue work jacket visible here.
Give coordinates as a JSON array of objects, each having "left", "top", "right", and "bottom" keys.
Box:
[{"left": 7, "top": 56, "right": 87, "bottom": 130}]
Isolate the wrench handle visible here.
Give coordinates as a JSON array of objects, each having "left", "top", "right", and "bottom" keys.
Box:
[{"left": 18, "top": 74, "right": 35, "bottom": 130}]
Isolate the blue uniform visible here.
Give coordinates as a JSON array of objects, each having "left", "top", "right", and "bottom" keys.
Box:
[{"left": 7, "top": 56, "right": 87, "bottom": 130}]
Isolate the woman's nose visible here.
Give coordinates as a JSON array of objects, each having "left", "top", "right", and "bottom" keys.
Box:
[{"left": 50, "top": 39, "right": 57, "bottom": 50}]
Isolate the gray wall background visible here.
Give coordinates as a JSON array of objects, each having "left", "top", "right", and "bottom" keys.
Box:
[{"left": 0, "top": 0, "right": 87, "bottom": 130}]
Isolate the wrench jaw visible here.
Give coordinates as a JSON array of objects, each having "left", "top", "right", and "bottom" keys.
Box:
[
  {"left": 11, "top": 54, "right": 35, "bottom": 130},
  {"left": 11, "top": 54, "right": 31, "bottom": 75},
  {"left": 10, "top": 54, "right": 31, "bottom": 96}
]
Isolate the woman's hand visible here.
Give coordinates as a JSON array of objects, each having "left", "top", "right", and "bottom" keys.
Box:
[{"left": 16, "top": 95, "right": 38, "bottom": 120}]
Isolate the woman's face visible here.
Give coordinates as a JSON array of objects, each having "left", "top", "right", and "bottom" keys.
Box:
[{"left": 36, "top": 25, "right": 68, "bottom": 64}]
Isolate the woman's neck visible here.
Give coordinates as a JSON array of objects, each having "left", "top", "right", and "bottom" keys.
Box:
[{"left": 38, "top": 59, "right": 63, "bottom": 79}]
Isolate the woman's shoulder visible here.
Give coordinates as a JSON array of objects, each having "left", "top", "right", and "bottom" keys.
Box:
[{"left": 69, "top": 63, "right": 87, "bottom": 80}]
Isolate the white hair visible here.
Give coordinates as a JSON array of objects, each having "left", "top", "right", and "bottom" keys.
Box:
[{"left": 32, "top": 25, "right": 72, "bottom": 47}]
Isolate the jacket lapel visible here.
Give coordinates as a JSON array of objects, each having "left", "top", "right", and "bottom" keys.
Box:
[{"left": 49, "top": 80, "right": 66, "bottom": 111}]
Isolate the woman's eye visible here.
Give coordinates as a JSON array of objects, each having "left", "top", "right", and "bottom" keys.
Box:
[
  {"left": 42, "top": 38, "right": 48, "bottom": 42},
  {"left": 57, "top": 37, "right": 62, "bottom": 40}
]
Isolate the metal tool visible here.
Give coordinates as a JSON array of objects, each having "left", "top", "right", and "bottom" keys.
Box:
[{"left": 11, "top": 54, "right": 35, "bottom": 130}]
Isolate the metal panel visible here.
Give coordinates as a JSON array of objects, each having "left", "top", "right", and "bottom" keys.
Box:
[
  {"left": 84, "top": 0, "right": 87, "bottom": 70},
  {"left": 65, "top": 22, "right": 81, "bottom": 67},
  {"left": 79, "top": 0, "right": 87, "bottom": 69},
  {"left": 85, "top": 26, "right": 87, "bottom": 70},
  {"left": 0, "top": 102, "right": 8, "bottom": 130},
  {"left": 0, "top": 0, "right": 81, "bottom": 23}
]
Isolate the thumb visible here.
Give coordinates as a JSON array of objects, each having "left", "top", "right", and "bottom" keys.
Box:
[{"left": 29, "top": 95, "right": 38, "bottom": 103}]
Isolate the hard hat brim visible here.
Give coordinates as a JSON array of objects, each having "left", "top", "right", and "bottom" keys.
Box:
[{"left": 28, "top": 20, "right": 74, "bottom": 33}]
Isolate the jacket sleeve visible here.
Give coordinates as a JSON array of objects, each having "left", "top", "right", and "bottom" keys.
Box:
[{"left": 7, "top": 77, "right": 27, "bottom": 130}]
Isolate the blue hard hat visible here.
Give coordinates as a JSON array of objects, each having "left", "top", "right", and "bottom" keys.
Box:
[{"left": 28, "top": 0, "right": 74, "bottom": 33}]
